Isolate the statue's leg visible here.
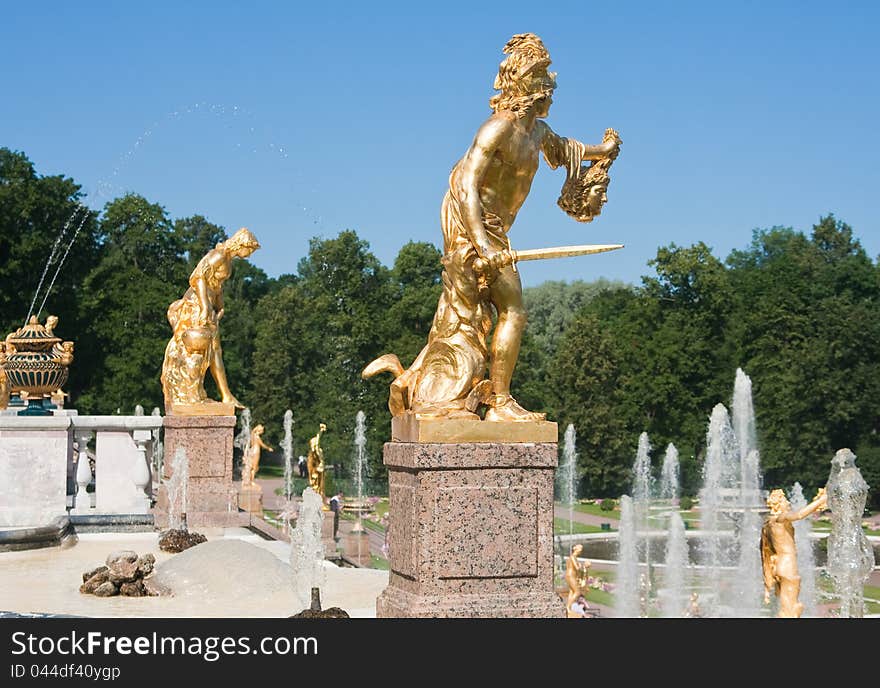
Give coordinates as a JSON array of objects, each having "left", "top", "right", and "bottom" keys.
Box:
[
  {"left": 488, "top": 264, "right": 525, "bottom": 397},
  {"left": 484, "top": 265, "right": 544, "bottom": 421},
  {"left": 208, "top": 333, "right": 242, "bottom": 408},
  {"left": 778, "top": 574, "right": 802, "bottom": 618}
]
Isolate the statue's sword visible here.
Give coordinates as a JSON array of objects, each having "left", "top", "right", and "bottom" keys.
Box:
[{"left": 474, "top": 243, "right": 624, "bottom": 273}]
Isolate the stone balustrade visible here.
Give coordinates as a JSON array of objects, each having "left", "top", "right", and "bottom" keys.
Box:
[
  {"left": 70, "top": 416, "right": 163, "bottom": 515},
  {"left": 0, "top": 413, "right": 163, "bottom": 527}
]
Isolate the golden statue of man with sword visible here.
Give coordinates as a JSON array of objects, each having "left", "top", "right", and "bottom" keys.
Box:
[{"left": 364, "top": 33, "right": 622, "bottom": 421}]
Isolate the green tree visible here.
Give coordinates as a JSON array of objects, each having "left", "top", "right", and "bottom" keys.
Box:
[
  {"left": 76, "top": 194, "right": 185, "bottom": 412},
  {"left": 726, "top": 216, "right": 880, "bottom": 490},
  {"left": 516, "top": 278, "right": 630, "bottom": 413},
  {"left": 250, "top": 231, "right": 396, "bottom": 480},
  {"left": 383, "top": 241, "right": 443, "bottom": 368}
]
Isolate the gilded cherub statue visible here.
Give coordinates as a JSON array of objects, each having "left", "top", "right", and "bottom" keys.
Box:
[
  {"left": 363, "top": 33, "right": 621, "bottom": 422},
  {"left": 0, "top": 344, "right": 9, "bottom": 410},
  {"left": 761, "top": 487, "right": 828, "bottom": 618},
  {"left": 564, "top": 543, "right": 592, "bottom": 618},
  {"left": 307, "top": 423, "right": 327, "bottom": 499},
  {"left": 161, "top": 227, "right": 260, "bottom": 413},
  {"left": 242, "top": 424, "right": 273, "bottom": 487}
]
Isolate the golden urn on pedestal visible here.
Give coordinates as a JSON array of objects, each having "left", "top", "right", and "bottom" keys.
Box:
[{"left": 2, "top": 315, "right": 74, "bottom": 415}]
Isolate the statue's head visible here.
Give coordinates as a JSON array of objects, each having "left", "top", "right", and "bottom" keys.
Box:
[
  {"left": 582, "top": 168, "right": 610, "bottom": 219},
  {"left": 490, "top": 33, "right": 557, "bottom": 117},
  {"left": 253, "top": 423, "right": 264, "bottom": 435},
  {"left": 224, "top": 227, "right": 261, "bottom": 258},
  {"left": 767, "top": 489, "right": 790, "bottom": 515},
  {"left": 571, "top": 543, "right": 583, "bottom": 557},
  {"left": 45, "top": 315, "right": 58, "bottom": 332},
  {"left": 319, "top": 422, "right": 327, "bottom": 432}
]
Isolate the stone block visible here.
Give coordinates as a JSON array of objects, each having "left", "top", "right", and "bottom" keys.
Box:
[
  {"left": 154, "top": 414, "right": 237, "bottom": 528},
  {"left": 0, "top": 415, "right": 71, "bottom": 527},
  {"left": 377, "top": 440, "right": 563, "bottom": 618}
]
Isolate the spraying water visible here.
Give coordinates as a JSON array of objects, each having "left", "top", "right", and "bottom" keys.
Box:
[
  {"left": 698, "top": 403, "right": 741, "bottom": 616},
  {"left": 560, "top": 425, "right": 578, "bottom": 537},
  {"left": 729, "top": 369, "right": 765, "bottom": 616},
  {"left": 631, "top": 432, "right": 654, "bottom": 606},
  {"left": 26, "top": 206, "right": 90, "bottom": 324},
  {"left": 166, "top": 447, "right": 189, "bottom": 531},
  {"left": 825, "top": 448, "right": 875, "bottom": 618},
  {"left": 350, "top": 411, "right": 370, "bottom": 564},
  {"left": 151, "top": 407, "right": 164, "bottom": 480},
  {"left": 661, "top": 511, "right": 689, "bottom": 618},
  {"left": 281, "top": 410, "right": 294, "bottom": 501},
  {"left": 615, "top": 495, "right": 640, "bottom": 618},
  {"left": 731, "top": 368, "right": 757, "bottom": 459},
  {"left": 289, "top": 487, "right": 326, "bottom": 608},
  {"left": 233, "top": 409, "right": 252, "bottom": 479},
  {"left": 788, "top": 482, "right": 818, "bottom": 617},
  {"left": 354, "top": 411, "right": 367, "bottom": 513},
  {"left": 659, "top": 443, "right": 679, "bottom": 503}
]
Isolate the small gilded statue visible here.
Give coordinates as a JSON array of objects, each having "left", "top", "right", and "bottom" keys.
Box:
[
  {"left": 0, "top": 346, "right": 9, "bottom": 410},
  {"left": 242, "top": 424, "right": 273, "bottom": 487},
  {"left": 364, "top": 33, "right": 621, "bottom": 422},
  {"left": 161, "top": 228, "right": 260, "bottom": 413},
  {"left": 760, "top": 487, "right": 828, "bottom": 618},
  {"left": 307, "top": 423, "right": 328, "bottom": 500},
  {"left": 565, "top": 543, "right": 592, "bottom": 618}
]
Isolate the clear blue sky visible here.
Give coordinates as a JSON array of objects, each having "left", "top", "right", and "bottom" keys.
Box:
[{"left": 3, "top": 1, "right": 878, "bottom": 287}]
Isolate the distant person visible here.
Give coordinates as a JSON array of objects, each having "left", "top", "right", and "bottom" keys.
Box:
[
  {"left": 297, "top": 455, "right": 307, "bottom": 479},
  {"left": 569, "top": 594, "right": 590, "bottom": 618},
  {"left": 329, "top": 493, "right": 343, "bottom": 539}
]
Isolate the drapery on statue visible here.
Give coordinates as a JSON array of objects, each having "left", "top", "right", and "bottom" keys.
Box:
[
  {"left": 761, "top": 487, "right": 828, "bottom": 618},
  {"left": 307, "top": 423, "right": 327, "bottom": 500},
  {"left": 161, "top": 228, "right": 260, "bottom": 413},
  {"left": 242, "top": 424, "right": 273, "bottom": 487},
  {"left": 363, "top": 33, "right": 621, "bottom": 421},
  {"left": 564, "top": 543, "right": 592, "bottom": 618}
]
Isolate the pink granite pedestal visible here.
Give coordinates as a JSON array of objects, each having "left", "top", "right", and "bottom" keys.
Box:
[
  {"left": 154, "top": 414, "right": 240, "bottom": 528},
  {"left": 377, "top": 441, "right": 564, "bottom": 618},
  {"left": 238, "top": 484, "right": 263, "bottom": 515}
]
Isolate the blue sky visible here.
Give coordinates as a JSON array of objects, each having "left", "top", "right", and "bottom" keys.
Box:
[{"left": 3, "top": 1, "right": 878, "bottom": 287}]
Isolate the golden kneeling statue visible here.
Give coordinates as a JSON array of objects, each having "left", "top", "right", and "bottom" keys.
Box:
[
  {"left": 761, "top": 487, "right": 828, "bottom": 618},
  {"left": 161, "top": 227, "right": 260, "bottom": 414},
  {"left": 363, "top": 33, "right": 621, "bottom": 422},
  {"left": 565, "top": 543, "right": 592, "bottom": 618},
  {"left": 243, "top": 424, "right": 273, "bottom": 487},
  {"left": 307, "top": 423, "right": 327, "bottom": 501}
]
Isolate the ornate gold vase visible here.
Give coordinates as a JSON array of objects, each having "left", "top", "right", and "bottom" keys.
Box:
[{"left": 2, "top": 316, "right": 74, "bottom": 415}]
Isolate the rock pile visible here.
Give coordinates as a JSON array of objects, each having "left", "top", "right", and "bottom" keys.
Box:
[
  {"left": 80, "top": 551, "right": 157, "bottom": 597},
  {"left": 158, "top": 528, "right": 207, "bottom": 553}
]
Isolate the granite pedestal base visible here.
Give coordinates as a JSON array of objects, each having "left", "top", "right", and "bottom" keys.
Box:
[
  {"left": 154, "top": 414, "right": 238, "bottom": 528},
  {"left": 377, "top": 439, "right": 563, "bottom": 618},
  {"left": 238, "top": 484, "right": 263, "bottom": 515},
  {"left": 343, "top": 529, "right": 371, "bottom": 567}
]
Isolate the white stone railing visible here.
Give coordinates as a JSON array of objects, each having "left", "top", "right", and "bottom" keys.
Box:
[{"left": 69, "top": 416, "right": 163, "bottom": 515}]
